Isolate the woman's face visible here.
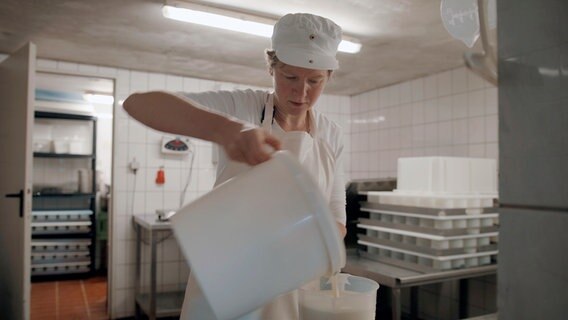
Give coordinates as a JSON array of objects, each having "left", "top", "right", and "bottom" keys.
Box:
[{"left": 272, "top": 64, "right": 329, "bottom": 116}]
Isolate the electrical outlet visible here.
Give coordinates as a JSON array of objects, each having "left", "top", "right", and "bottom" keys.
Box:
[{"left": 129, "top": 158, "right": 140, "bottom": 173}]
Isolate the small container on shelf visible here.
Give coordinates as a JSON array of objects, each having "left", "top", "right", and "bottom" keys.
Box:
[
  {"left": 33, "top": 139, "right": 53, "bottom": 153},
  {"left": 53, "top": 139, "right": 69, "bottom": 154}
]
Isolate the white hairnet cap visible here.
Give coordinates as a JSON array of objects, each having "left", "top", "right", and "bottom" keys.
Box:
[{"left": 271, "top": 13, "right": 342, "bottom": 70}]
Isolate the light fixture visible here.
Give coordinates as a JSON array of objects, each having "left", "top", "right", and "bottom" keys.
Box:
[
  {"left": 84, "top": 93, "right": 114, "bottom": 105},
  {"left": 338, "top": 36, "right": 362, "bottom": 54},
  {"left": 162, "top": 1, "right": 361, "bottom": 54}
]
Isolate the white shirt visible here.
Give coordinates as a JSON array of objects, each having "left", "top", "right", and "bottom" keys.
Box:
[{"left": 182, "top": 89, "right": 346, "bottom": 225}]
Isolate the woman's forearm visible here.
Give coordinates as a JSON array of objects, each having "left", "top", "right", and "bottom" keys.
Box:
[{"left": 123, "top": 91, "right": 243, "bottom": 146}]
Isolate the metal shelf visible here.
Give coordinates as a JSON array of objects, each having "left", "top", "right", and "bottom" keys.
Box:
[
  {"left": 32, "top": 238, "right": 91, "bottom": 250},
  {"left": 31, "top": 261, "right": 91, "bottom": 276},
  {"left": 32, "top": 239, "right": 92, "bottom": 264},
  {"left": 34, "top": 152, "right": 95, "bottom": 159},
  {"left": 35, "top": 111, "right": 96, "bottom": 121},
  {"left": 32, "top": 209, "right": 93, "bottom": 220},
  {"left": 32, "top": 233, "right": 93, "bottom": 240},
  {"left": 31, "top": 251, "right": 90, "bottom": 264},
  {"left": 31, "top": 220, "right": 92, "bottom": 236},
  {"left": 32, "top": 110, "right": 98, "bottom": 279},
  {"left": 33, "top": 193, "right": 96, "bottom": 198}
]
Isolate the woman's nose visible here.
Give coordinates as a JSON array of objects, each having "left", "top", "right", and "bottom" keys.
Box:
[{"left": 293, "top": 81, "right": 309, "bottom": 99}]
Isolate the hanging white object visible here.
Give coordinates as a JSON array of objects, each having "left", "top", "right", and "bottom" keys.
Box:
[
  {"left": 161, "top": 136, "right": 192, "bottom": 155},
  {"left": 463, "top": 0, "right": 498, "bottom": 86},
  {"left": 440, "top": 0, "right": 480, "bottom": 48}
]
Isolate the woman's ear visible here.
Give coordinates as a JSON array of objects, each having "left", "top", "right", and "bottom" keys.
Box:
[{"left": 269, "top": 67, "right": 274, "bottom": 76}]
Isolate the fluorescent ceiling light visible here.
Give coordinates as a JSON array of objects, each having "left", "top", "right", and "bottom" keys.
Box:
[
  {"left": 84, "top": 93, "right": 114, "bottom": 105},
  {"left": 162, "top": 4, "right": 361, "bottom": 54},
  {"left": 338, "top": 39, "right": 362, "bottom": 54},
  {"left": 163, "top": 5, "right": 273, "bottom": 37}
]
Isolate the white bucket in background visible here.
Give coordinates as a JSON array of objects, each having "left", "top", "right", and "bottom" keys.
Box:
[
  {"left": 171, "top": 151, "right": 345, "bottom": 320},
  {"left": 53, "top": 140, "right": 69, "bottom": 154},
  {"left": 33, "top": 139, "right": 52, "bottom": 153},
  {"left": 299, "top": 273, "right": 380, "bottom": 320},
  {"left": 69, "top": 140, "right": 84, "bottom": 154}
]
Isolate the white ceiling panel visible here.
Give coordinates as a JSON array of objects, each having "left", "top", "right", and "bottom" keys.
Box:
[{"left": 0, "top": 0, "right": 482, "bottom": 95}]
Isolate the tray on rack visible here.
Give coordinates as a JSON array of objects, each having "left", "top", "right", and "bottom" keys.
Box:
[
  {"left": 31, "top": 250, "right": 90, "bottom": 264},
  {"left": 31, "top": 220, "right": 92, "bottom": 235},
  {"left": 358, "top": 219, "right": 498, "bottom": 252},
  {"left": 366, "top": 191, "right": 496, "bottom": 209},
  {"left": 360, "top": 202, "right": 497, "bottom": 217},
  {"left": 31, "top": 261, "right": 91, "bottom": 276},
  {"left": 358, "top": 218, "right": 498, "bottom": 237},
  {"left": 32, "top": 239, "right": 91, "bottom": 251},
  {"left": 357, "top": 250, "right": 497, "bottom": 273},
  {"left": 32, "top": 209, "right": 92, "bottom": 221},
  {"left": 358, "top": 235, "right": 497, "bottom": 256},
  {"left": 359, "top": 240, "right": 497, "bottom": 271}
]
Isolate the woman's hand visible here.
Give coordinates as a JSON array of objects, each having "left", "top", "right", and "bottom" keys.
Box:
[{"left": 221, "top": 126, "right": 282, "bottom": 166}]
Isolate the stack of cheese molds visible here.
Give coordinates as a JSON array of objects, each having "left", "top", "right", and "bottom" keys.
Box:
[{"left": 357, "top": 157, "right": 499, "bottom": 272}]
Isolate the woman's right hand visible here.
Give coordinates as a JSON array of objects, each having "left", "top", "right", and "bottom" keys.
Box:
[{"left": 221, "top": 126, "right": 282, "bottom": 166}]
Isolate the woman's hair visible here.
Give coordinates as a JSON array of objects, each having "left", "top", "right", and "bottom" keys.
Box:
[{"left": 265, "top": 50, "right": 333, "bottom": 77}]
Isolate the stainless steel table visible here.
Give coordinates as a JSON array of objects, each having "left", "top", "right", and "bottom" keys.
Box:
[
  {"left": 133, "top": 215, "right": 185, "bottom": 320},
  {"left": 343, "top": 254, "right": 497, "bottom": 320}
]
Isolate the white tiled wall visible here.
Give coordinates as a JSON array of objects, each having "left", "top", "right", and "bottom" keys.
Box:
[
  {"left": 30, "top": 58, "right": 350, "bottom": 318},
  {"left": 349, "top": 67, "right": 498, "bottom": 180}
]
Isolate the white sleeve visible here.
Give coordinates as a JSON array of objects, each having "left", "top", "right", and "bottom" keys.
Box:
[
  {"left": 180, "top": 89, "right": 266, "bottom": 124},
  {"left": 329, "top": 129, "right": 347, "bottom": 226}
]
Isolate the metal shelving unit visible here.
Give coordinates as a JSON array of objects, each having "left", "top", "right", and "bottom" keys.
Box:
[
  {"left": 133, "top": 215, "right": 184, "bottom": 319},
  {"left": 31, "top": 111, "right": 97, "bottom": 280},
  {"left": 34, "top": 152, "right": 95, "bottom": 159}
]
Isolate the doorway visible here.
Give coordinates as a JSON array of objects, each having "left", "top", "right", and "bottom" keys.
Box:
[{"left": 30, "top": 72, "right": 114, "bottom": 319}]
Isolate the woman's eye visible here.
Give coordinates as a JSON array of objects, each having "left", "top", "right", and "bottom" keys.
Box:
[{"left": 286, "top": 76, "right": 296, "bottom": 80}]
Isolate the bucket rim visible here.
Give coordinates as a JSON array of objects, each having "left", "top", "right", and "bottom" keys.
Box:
[{"left": 299, "top": 273, "right": 381, "bottom": 294}]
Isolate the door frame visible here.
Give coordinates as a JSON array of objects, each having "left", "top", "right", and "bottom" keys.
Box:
[{"left": 0, "top": 43, "right": 36, "bottom": 320}]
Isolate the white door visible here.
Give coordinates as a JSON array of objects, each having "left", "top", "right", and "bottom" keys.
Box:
[{"left": 0, "top": 43, "right": 35, "bottom": 320}]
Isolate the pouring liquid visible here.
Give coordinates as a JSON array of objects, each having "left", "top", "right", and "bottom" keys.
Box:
[{"left": 332, "top": 272, "right": 340, "bottom": 298}]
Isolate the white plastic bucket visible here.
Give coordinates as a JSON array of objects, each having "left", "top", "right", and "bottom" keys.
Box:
[
  {"left": 171, "top": 151, "right": 345, "bottom": 320},
  {"left": 299, "top": 273, "right": 380, "bottom": 320}
]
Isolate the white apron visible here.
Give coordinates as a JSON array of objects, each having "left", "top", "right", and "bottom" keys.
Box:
[{"left": 180, "top": 93, "right": 337, "bottom": 320}]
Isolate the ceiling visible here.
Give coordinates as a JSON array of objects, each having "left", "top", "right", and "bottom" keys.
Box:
[{"left": 0, "top": 0, "right": 482, "bottom": 96}]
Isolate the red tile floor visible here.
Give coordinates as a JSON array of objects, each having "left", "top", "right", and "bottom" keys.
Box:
[{"left": 31, "top": 276, "right": 108, "bottom": 320}]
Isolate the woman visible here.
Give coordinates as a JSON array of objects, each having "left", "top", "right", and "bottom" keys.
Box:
[{"left": 124, "top": 13, "right": 346, "bottom": 319}]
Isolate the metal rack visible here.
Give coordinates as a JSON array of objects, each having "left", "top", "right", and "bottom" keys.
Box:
[
  {"left": 345, "top": 179, "right": 498, "bottom": 319},
  {"left": 343, "top": 253, "right": 497, "bottom": 320},
  {"left": 133, "top": 215, "right": 185, "bottom": 320},
  {"left": 357, "top": 194, "right": 499, "bottom": 272},
  {"left": 31, "top": 111, "right": 97, "bottom": 279}
]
